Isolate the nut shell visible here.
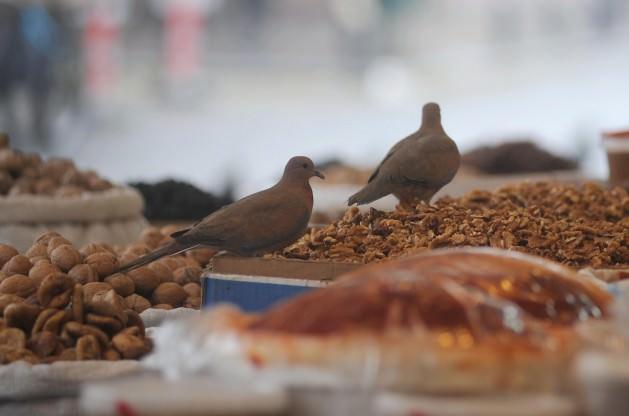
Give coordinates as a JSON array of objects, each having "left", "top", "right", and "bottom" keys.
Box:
[
  {"left": 0, "top": 294, "right": 24, "bottom": 315},
  {"left": 76, "top": 334, "right": 101, "bottom": 360},
  {"left": 3, "top": 303, "right": 41, "bottom": 331},
  {"left": 173, "top": 266, "right": 202, "bottom": 285},
  {"left": 0, "top": 328, "right": 27, "bottom": 349},
  {"left": 1, "top": 255, "right": 32, "bottom": 276},
  {"left": 37, "top": 273, "right": 74, "bottom": 308},
  {"left": 0, "top": 274, "right": 37, "bottom": 298},
  {"left": 85, "top": 252, "right": 118, "bottom": 278},
  {"left": 124, "top": 294, "right": 151, "bottom": 314},
  {"left": 104, "top": 273, "right": 135, "bottom": 297},
  {"left": 0, "top": 244, "right": 19, "bottom": 268},
  {"left": 152, "top": 282, "right": 187, "bottom": 307},
  {"left": 28, "top": 261, "right": 60, "bottom": 287},
  {"left": 183, "top": 283, "right": 201, "bottom": 298},
  {"left": 82, "top": 282, "right": 113, "bottom": 302},
  {"left": 68, "top": 264, "right": 99, "bottom": 285},
  {"left": 46, "top": 237, "right": 72, "bottom": 256},
  {"left": 128, "top": 268, "right": 160, "bottom": 297}
]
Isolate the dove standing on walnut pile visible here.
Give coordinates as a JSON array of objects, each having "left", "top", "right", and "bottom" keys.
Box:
[
  {"left": 348, "top": 102, "right": 460, "bottom": 208},
  {"left": 118, "top": 156, "right": 325, "bottom": 273}
]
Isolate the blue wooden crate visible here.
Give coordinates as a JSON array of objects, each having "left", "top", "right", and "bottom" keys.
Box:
[{"left": 202, "top": 273, "right": 331, "bottom": 312}]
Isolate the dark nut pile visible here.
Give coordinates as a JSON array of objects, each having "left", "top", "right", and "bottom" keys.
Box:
[
  {"left": 273, "top": 182, "right": 629, "bottom": 268},
  {"left": 0, "top": 135, "right": 113, "bottom": 197},
  {"left": 0, "top": 226, "right": 212, "bottom": 364}
]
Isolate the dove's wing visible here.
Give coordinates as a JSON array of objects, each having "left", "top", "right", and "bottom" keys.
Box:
[{"left": 367, "top": 135, "right": 414, "bottom": 183}]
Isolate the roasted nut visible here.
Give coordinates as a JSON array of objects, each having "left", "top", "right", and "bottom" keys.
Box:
[
  {"left": 3, "top": 303, "right": 41, "bottom": 331},
  {"left": 72, "top": 284, "right": 84, "bottom": 323},
  {"left": 158, "top": 257, "right": 183, "bottom": 272},
  {"left": 124, "top": 243, "right": 151, "bottom": 256},
  {"left": 85, "top": 313, "right": 122, "bottom": 335},
  {"left": 76, "top": 335, "right": 101, "bottom": 360},
  {"left": 68, "top": 264, "right": 99, "bottom": 285},
  {"left": 128, "top": 268, "right": 160, "bottom": 296},
  {"left": 46, "top": 236, "right": 72, "bottom": 256},
  {"left": 124, "top": 294, "right": 151, "bottom": 314},
  {"left": 27, "top": 331, "right": 58, "bottom": 357},
  {"left": 1, "top": 255, "right": 32, "bottom": 276},
  {"left": 58, "top": 348, "right": 77, "bottom": 361},
  {"left": 28, "top": 261, "right": 60, "bottom": 286},
  {"left": 186, "top": 248, "right": 215, "bottom": 266},
  {"left": 183, "top": 283, "right": 201, "bottom": 298},
  {"left": 31, "top": 308, "right": 58, "bottom": 335},
  {"left": 0, "top": 294, "right": 24, "bottom": 315},
  {"left": 112, "top": 329, "right": 151, "bottom": 359},
  {"left": 85, "top": 252, "right": 118, "bottom": 278},
  {"left": 25, "top": 243, "right": 48, "bottom": 260},
  {"left": 83, "top": 282, "right": 113, "bottom": 303},
  {"left": 88, "top": 290, "right": 127, "bottom": 326},
  {"left": 148, "top": 262, "right": 173, "bottom": 283},
  {"left": 184, "top": 296, "right": 201, "bottom": 309},
  {"left": 103, "top": 349, "right": 121, "bottom": 361},
  {"left": 0, "top": 244, "right": 19, "bottom": 268},
  {"left": 139, "top": 228, "right": 163, "bottom": 249},
  {"left": 0, "top": 274, "right": 36, "bottom": 298},
  {"left": 79, "top": 243, "right": 107, "bottom": 258},
  {"left": 42, "top": 310, "right": 69, "bottom": 334},
  {"left": 37, "top": 273, "right": 74, "bottom": 308},
  {"left": 125, "top": 309, "right": 145, "bottom": 336},
  {"left": 35, "top": 231, "right": 62, "bottom": 246},
  {"left": 152, "top": 304, "right": 173, "bottom": 310},
  {"left": 0, "top": 346, "right": 39, "bottom": 364},
  {"left": 173, "top": 266, "right": 202, "bottom": 285},
  {"left": 152, "top": 282, "right": 187, "bottom": 307},
  {"left": 0, "top": 328, "right": 26, "bottom": 349},
  {"left": 104, "top": 273, "right": 135, "bottom": 297},
  {"left": 50, "top": 245, "right": 81, "bottom": 272},
  {"left": 64, "top": 322, "right": 109, "bottom": 349}
]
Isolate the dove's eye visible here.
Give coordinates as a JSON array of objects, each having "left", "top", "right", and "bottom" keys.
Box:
[{"left": 302, "top": 163, "right": 308, "bottom": 169}]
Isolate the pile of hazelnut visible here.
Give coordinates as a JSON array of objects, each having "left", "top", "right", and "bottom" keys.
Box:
[
  {"left": 0, "top": 226, "right": 211, "bottom": 364},
  {"left": 0, "top": 133, "right": 113, "bottom": 197},
  {"left": 274, "top": 182, "right": 629, "bottom": 268}
]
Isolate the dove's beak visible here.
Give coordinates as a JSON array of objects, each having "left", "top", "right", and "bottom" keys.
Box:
[{"left": 313, "top": 170, "right": 325, "bottom": 179}]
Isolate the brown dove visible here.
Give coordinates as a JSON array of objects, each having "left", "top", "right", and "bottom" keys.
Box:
[
  {"left": 348, "top": 102, "right": 460, "bottom": 208},
  {"left": 118, "top": 156, "right": 324, "bottom": 273}
]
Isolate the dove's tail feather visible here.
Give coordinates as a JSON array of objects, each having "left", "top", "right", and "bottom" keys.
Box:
[
  {"left": 348, "top": 181, "right": 390, "bottom": 206},
  {"left": 117, "top": 241, "right": 195, "bottom": 274}
]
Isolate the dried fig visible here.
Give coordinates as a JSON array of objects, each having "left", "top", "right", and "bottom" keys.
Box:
[
  {"left": 128, "top": 267, "right": 159, "bottom": 296},
  {"left": 0, "top": 244, "right": 18, "bottom": 268},
  {"left": 124, "top": 294, "right": 151, "bottom": 314},
  {"left": 76, "top": 335, "right": 101, "bottom": 360},
  {"left": 104, "top": 273, "right": 135, "bottom": 297},
  {"left": 1, "top": 255, "right": 32, "bottom": 276},
  {"left": 173, "top": 266, "right": 201, "bottom": 285},
  {"left": 68, "top": 264, "right": 99, "bottom": 285},
  {"left": 0, "top": 274, "right": 36, "bottom": 298},
  {"left": 152, "top": 282, "right": 187, "bottom": 307},
  {"left": 0, "top": 327, "right": 26, "bottom": 349},
  {"left": 85, "top": 252, "right": 118, "bottom": 278},
  {"left": 183, "top": 283, "right": 201, "bottom": 298},
  {"left": 50, "top": 245, "right": 81, "bottom": 272},
  {"left": 37, "top": 273, "right": 74, "bottom": 308},
  {"left": 3, "top": 303, "right": 41, "bottom": 331}
]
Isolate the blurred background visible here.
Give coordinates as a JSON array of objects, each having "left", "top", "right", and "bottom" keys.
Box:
[{"left": 1, "top": 0, "right": 628, "bottom": 198}]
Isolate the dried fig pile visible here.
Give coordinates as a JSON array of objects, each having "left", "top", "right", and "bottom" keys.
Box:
[
  {"left": 0, "top": 135, "right": 113, "bottom": 197},
  {"left": 273, "top": 182, "right": 629, "bottom": 268},
  {"left": 0, "top": 226, "right": 212, "bottom": 364}
]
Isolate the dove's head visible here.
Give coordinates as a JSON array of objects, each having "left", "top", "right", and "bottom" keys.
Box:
[
  {"left": 283, "top": 156, "right": 325, "bottom": 182},
  {"left": 421, "top": 102, "right": 442, "bottom": 129}
]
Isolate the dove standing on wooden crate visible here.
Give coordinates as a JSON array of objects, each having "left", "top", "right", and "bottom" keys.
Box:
[
  {"left": 117, "top": 156, "right": 325, "bottom": 273},
  {"left": 348, "top": 102, "right": 460, "bottom": 208}
]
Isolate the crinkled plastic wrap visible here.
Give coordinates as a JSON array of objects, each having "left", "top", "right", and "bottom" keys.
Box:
[{"left": 147, "top": 248, "right": 611, "bottom": 395}]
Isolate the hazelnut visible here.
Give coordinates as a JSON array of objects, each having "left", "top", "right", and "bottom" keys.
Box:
[
  {"left": 82, "top": 282, "right": 113, "bottom": 302},
  {"left": 85, "top": 252, "right": 118, "bottom": 278},
  {"left": 183, "top": 283, "right": 201, "bottom": 298},
  {"left": 35, "top": 231, "right": 62, "bottom": 245},
  {"left": 124, "top": 294, "right": 151, "bottom": 314},
  {"left": 34, "top": 177, "right": 57, "bottom": 195},
  {"left": 128, "top": 268, "right": 159, "bottom": 297},
  {"left": 184, "top": 296, "right": 201, "bottom": 309},
  {"left": 160, "top": 225, "right": 181, "bottom": 238},
  {"left": 139, "top": 228, "right": 164, "bottom": 249},
  {"left": 0, "top": 244, "right": 16, "bottom": 268},
  {"left": 50, "top": 244, "right": 81, "bottom": 272},
  {"left": 29, "top": 261, "right": 60, "bottom": 286},
  {"left": 37, "top": 273, "right": 74, "bottom": 308},
  {"left": 0, "top": 328, "right": 27, "bottom": 349},
  {"left": 148, "top": 262, "right": 173, "bottom": 283},
  {"left": 60, "top": 169, "right": 85, "bottom": 187},
  {"left": 0, "top": 294, "right": 24, "bottom": 315},
  {"left": 158, "top": 257, "right": 182, "bottom": 272},
  {"left": 3, "top": 303, "right": 40, "bottom": 331},
  {"left": 46, "top": 236, "right": 72, "bottom": 256},
  {"left": 124, "top": 243, "right": 151, "bottom": 256},
  {"left": 186, "top": 248, "right": 216, "bottom": 266},
  {"left": 1, "top": 255, "right": 32, "bottom": 276},
  {"left": 104, "top": 273, "right": 135, "bottom": 297},
  {"left": 25, "top": 243, "right": 48, "bottom": 260},
  {"left": 76, "top": 335, "right": 101, "bottom": 360},
  {"left": 0, "top": 274, "right": 36, "bottom": 298},
  {"left": 68, "top": 264, "right": 99, "bottom": 285},
  {"left": 173, "top": 266, "right": 202, "bottom": 285},
  {"left": 152, "top": 282, "right": 187, "bottom": 307},
  {"left": 152, "top": 304, "right": 173, "bottom": 310}
]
